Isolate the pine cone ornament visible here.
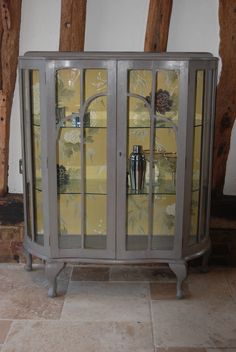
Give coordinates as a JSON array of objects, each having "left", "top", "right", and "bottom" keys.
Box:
[
  {"left": 145, "top": 89, "right": 172, "bottom": 115},
  {"left": 155, "top": 89, "right": 172, "bottom": 114},
  {"left": 57, "top": 164, "right": 69, "bottom": 186}
]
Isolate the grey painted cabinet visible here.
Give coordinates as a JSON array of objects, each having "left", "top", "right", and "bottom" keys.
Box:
[{"left": 19, "top": 52, "right": 217, "bottom": 298}]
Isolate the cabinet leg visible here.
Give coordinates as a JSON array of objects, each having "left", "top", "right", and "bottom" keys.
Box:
[
  {"left": 169, "top": 261, "right": 187, "bottom": 299},
  {"left": 45, "top": 261, "right": 66, "bottom": 298},
  {"left": 201, "top": 248, "right": 211, "bottom": 273},
  {"left": 24, "top": 251, "right": 33, "bottom": 272}
]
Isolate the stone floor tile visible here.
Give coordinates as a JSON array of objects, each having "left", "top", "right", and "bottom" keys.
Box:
[
  {"left": 156, "top": 348, "right": 207, "bottom": 352},
  {"left": 153, "top": 299, "right": 236, "bottom": 348},
  {"left": 71, "top": 265, "right": 110, "bottom": 281},
  {"left": 0, "top": 321, "right": 12, "bottom": 344},
  {"left": 224, "top": 268, "right": 236, "bottom": 302},
  {"left": 187, "top": 269, "right": 232, "bottom": 301},
  {"left": 2, "top": 320, "right": 154, "bottom": 352},
  {"left": 150, "top": 282, "right": 189, "bottom": 300},
  {"left": 0, "top": 264, "right": 70, "bottom": 319},
  {"left": 206, "top": 349, "right": 236, "bottom": 352},
  {"left": 110, "top": 264, "right": 175, "bottom": 282},
  {"left": 61, "top": 281, "right": 150, "bottom": 322}
]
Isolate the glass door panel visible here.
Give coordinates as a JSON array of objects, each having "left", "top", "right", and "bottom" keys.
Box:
[
  {"left": 151, "top": 69, "right": 179, "bottom": 251},
  {"left": 56, "top": 68, "right": 82, "bottom": 248},
  {"left": 126, "top": 70, "right": 152, "bottom": 250},
  {"left": 123, "top": 67, "right": 180, "bottom": 253},
  {"left": 29, "top": 69, "right": 44, "bottom": 244},
  {"left": 84, "top": 70, "right": 108, "bottom": 249},
  {"left": 56, "top": 66, "right": 110, "bottom": 252},
  {"left": 189, "top": 70, "right": 205, "bottom": 244}
]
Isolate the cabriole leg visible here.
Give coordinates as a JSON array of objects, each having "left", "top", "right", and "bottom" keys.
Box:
[
  {"left": 45, "top": 261, "right": 66, "bottom": 298},
  {"left": 169, "top": 261, "right": 187, "bottom": 299},
  {"left": 201, "top": 248, "right": 211, "bottom": 273},
  {"left": 24, "top": 251, "right": 33, "bottom": 272}
]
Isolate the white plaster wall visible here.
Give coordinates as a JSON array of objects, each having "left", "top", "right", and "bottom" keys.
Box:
[
  {"left": 167, "top": 0, "right": 219, "bottom": 57},
  {"left": 9, "top": 0, "right": 224, "bottom": 194},
  {"left": 85, "top": 0, "right": 149, "bottom": 51},
  {"left": 8, "top": 0, "right": 61, "bottom": 193}
]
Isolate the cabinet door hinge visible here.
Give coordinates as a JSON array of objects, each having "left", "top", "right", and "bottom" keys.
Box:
[{"left": 19, "top": 159, "right": 23, "bottom": 174}]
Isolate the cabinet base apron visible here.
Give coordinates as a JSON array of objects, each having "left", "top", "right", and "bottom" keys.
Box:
[{"left": 23, "top": 246, "right": 210, "bottom": 299}]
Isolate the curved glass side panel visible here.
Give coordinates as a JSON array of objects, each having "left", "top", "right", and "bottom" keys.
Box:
[
  {"left": 29, "top": 70, "right": 44, "bottom": 244},
  {"left": 189, "top": 70, "right": 205, "bottom": 244}
]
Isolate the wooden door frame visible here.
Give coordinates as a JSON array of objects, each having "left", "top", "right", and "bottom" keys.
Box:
[{"left": 0, "top": 0, "right": 22, "bottom": 196}]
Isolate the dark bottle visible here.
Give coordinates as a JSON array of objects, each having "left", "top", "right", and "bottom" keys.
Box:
[{"left": 129, "top": 145, "right": 146, "bottom": 193}]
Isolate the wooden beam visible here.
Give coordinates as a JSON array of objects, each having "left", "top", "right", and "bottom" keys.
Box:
[
  {"left": 212, "top": 0, "right": 236, "bottom": 198},
  {"left": 0, "top": 91, "right": 7, "bottom": 195},
  {"left": 59, "top": 0, "right": 87, "bottom": 51},
  {"left": 0, "top": 0, "right": 22, "bottom": 196},
  {"left": 144, "top": 0, "right": 173, "bottom": 52}
]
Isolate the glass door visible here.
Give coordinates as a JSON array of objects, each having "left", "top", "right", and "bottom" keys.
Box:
[
  {"left": 52, "top": 61, "right": 116, "bottom": 258},
  {"left": 20, "top": 62, "right": 50, "bottom": 256},
  {"left": 117, "top": 61, "right": 181, "bottom": 259}
]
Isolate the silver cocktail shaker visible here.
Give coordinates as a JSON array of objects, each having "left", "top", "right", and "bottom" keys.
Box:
[{"left": 129, "top": 145, "right": 146, "bottom": 192}]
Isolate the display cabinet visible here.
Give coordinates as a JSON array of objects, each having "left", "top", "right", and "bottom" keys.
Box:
[{"left": 19, "top": 52, "right": 217, "bottom": 298}]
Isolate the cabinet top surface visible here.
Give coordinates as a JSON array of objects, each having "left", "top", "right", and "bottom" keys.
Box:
[{"left": 19, "top": 51, "right": 218, "bottom": 62}]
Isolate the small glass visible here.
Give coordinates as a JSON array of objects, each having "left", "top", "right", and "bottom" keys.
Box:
[
  {"left": 163, "top": 152, "right": 177, "bottom": 187},
  {"left": 144, "top": 150, "right": 177, "bottom": 192}
]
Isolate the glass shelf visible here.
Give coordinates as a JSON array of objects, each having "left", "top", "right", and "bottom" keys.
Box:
[
  {"left": 35, "top": 178, "right": 107, "bottom": 195},
  {"left": 127, "top": 179, "right": 199, "bottom": 195},
  {"left": 128, "top": 118, "right": 202, "bottom": 129},
  {"left": 56, "top": 117, "right": 107, "bottom": 129},
  {"left": 57, "top": 125, "right": 107, "bottom": 129},
  {"left": 35, "top": 178, "right": 200, "bottom": 195}
]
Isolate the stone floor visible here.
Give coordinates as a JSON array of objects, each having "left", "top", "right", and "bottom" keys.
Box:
[{"left": 0, "top": 263, "right": 236, "bottom": 352}]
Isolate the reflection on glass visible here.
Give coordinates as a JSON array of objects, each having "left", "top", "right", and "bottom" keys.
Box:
[
  {"left": 58, "top": 194, "right": 81, "bottom": 249},
  {"left": 152, "top": 195, "right": 175, "bottom": 250},
  {"left": 126, "top": 195, "right": 148, "bottom": 250},
  {"left": 128, "top": 97, "right": 150, "bottom": 128},
  {"left": 84, "top": 71, "right": 108, "bottom": 249},
  {"left": 87, "top": 97, "right": 107, "bottom": 127},
  {"left": 56, "top": 68, "right": 80, "bottom": 127},
  {"left": 190, "top": 70, "right": 205, "bottom": 243},
  {"left": 56, "top": 69, "right": 82, "bottom": 243},
  {"left": 29, "top": 70, "right": 44, "bottom": 242},
  {"left": 126, "top": 71, "right": 151, "bottom": 249},
  {"left": 85, "top": 195, "right": 107, "bottom": 249},
  {"left": 57, "top": 128, "right": 81, "bottom": 195},
  {"left": 85, "top": 127, "right": 107, "bottom": 194},
  {"left": 85, "top": 69, "right": 107, "bottom": 99},
  {"left": 129, "top": 70, "right": 152, "bottom": 97}
]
